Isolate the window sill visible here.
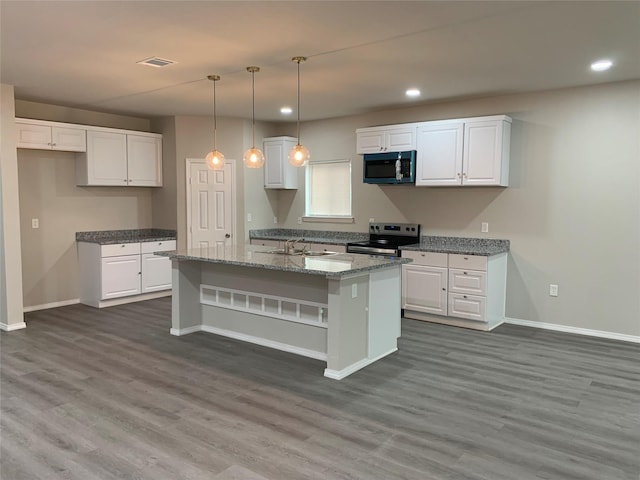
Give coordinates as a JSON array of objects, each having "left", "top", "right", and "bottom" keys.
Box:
[{"left": 302, "top": 216, "right": 355, "bottom": 224}]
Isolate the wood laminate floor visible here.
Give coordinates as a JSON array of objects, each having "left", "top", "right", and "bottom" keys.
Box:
[{"left": 1, "top": 297, "right": 639, "bottom": 480}]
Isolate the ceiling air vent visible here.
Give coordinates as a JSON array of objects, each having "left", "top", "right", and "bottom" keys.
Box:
[{"left": 136, "top": 57, "right": 176, "bottom": 68}]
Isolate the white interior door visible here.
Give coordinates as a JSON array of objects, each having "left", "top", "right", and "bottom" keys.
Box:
[{"left": 187, "top": 159, "right": 235, "bottom": 254}]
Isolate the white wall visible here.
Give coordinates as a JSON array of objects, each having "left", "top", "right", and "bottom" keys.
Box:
[
  {"left": 0, "top": 84, "right": 25, "bottom": 329},
  {"left": 274, "top": 80, "right": 640, "bottom": 337}
]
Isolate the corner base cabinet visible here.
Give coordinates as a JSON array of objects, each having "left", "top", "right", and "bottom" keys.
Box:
[
  {"left": 77, "top": 240, "right": 175, "bottom": 308},
  {"left": 402, "top": 251, "right": 507, "bottom": 331}
]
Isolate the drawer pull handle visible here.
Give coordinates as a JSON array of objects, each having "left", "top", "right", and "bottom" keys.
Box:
[{"left": 121, "top": 245, "right": 125, "bottom": 247}]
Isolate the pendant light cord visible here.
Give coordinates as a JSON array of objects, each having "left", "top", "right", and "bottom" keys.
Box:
[
  {"left": 213, "top": 78, "right": 218, "bottom": 149},
  {"left": 251, "top": 69, "right": 256, "bottom": 149},
  {"left": 296, "top": 60, "right": 301, "bottom": 144}
]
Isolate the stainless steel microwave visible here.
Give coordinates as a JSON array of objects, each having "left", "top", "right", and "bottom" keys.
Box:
[{"left": 362, "top": 151, "right": 416, "bottom": 184}]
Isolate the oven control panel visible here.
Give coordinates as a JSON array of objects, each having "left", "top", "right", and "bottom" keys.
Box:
[{"left": 369, "top": 222, "right": 420, "bottom": 238}]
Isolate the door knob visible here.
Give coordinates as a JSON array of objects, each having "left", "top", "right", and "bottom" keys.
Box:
[{"left": 225, "top": 233, "right": 231, "bottom": 238}]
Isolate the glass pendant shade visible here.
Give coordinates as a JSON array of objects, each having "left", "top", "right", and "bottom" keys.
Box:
[
  {"left": 243, "top": 147, "right": 264, "bottom": 168},
  {"left": 289, "top": 56, "right": 309, "bottom": 167},
  {"left": 288, "top": 143, "right": 310, "bottom": 167},
  {"left": 205, "top": 150, "right": 225, "bottom": 170},
  {"left": 243, "top": 66, "right": 264, "bottom": 168},
  {"left": 206, "top": 74, "right": 224, "bottom": 170}
]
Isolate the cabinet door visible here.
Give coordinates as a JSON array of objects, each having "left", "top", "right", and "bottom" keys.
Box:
[
  {"left": 402, "top": 264, "right": 448, "bottom": 315},
  {"left": 386, "top": 126, "right": 416, "bottom": 152},
  {"left": 85, "top": 130, "right": 128, "bottom": 186},
  {"left": 462, "top": 120, "right": 508, "bottom": 186},
  {"left": 16, "top": 122, "right": 52, "bottom": 149},
  {"left": 356, "top": 128, "right": 386, "bottom": 154},
  {"left": 141, "top": 253, "right": 172, "bottom": 293},
  {"left": 52, "top": 127, "right": 86, "bottom": 152},
  {"left": 415, "top": 122, "right": 464, "bottom": 186},
  {"left": 127, "top": 135, "right": 162, "bottom": 187},
  {"left": 264, "top": 140, "right": 286, "bottom": 188},
  {"left": 448, "top": 293, "right": 486, "bottom": 322},
  {"left": 101, "top": 254, "right": 141, "bottom": 299}
]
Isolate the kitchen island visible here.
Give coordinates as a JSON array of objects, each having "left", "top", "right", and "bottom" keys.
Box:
[{"left": 157, "top": 244, "right": 410, "bottom": 380}]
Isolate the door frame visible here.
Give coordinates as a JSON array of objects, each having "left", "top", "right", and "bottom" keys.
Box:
[{"left": 185, "top": 157, "right": 237, "bottom": 249}]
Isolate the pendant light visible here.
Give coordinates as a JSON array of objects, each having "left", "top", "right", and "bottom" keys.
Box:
[
  {"left": 288, "top": 56, "right": 310, "bottom": 167},
  {"left": 205, "top": 75, "right": 225, "bottom": 170},
  {"left": 243, "top": 66, "right": 265, "bottom": 168}
]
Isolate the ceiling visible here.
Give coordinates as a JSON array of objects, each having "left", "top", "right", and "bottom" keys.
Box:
[{"left": 1, "top": 1, "right": 639, "bottom": 122}]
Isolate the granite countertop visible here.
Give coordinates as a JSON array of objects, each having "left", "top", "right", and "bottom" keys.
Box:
[
  {"left": 76, "top": 228, "right": 177, "bottom": 245},
  {"left": 249, "top": 229, "right": 368, "bottom": 245},
  {"left": 156, "top": 244, "right": 410, "bottom": 278},
  {"left": 400, "top": 236, "right": 510, "bottom": 256}
]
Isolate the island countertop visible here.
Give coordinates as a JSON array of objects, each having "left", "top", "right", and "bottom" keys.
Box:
[{"left": 156, "top": 244, "right": 410, "bottom": 278}]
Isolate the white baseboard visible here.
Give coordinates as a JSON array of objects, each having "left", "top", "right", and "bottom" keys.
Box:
[
  {"left": 324, "top": 347, "right": 398, "bottom": 380},
  {"left": 505, "top": 317, "right": 640, "bottom": 344},
  {"left": 0, "top": 322, "right": 27, "bottom": 332},
  {"left": 200, "top": 324, "right": 327, "bottom": 361},
  {"left": 170, "top": 325, "right": 202, "bottom": 336},
  {"left": 23, "top": 299, "right": 80, "bottom": 313}
]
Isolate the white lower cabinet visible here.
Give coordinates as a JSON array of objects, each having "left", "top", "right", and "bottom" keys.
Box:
[
  {"left": 101, "top": 254, "right": 142, "bottom": 299},
  {"left": 402, "top": 250, "right": 507, "bottom": 331},
  {"left": 78, "top": 240, "right": 175, "bottom": 308},
  {"left": 402, "top": 251, "right": 448, "bottom": 316}
]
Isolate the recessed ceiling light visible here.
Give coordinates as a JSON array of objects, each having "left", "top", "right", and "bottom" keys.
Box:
[
  {"left": 280, "top": 106, "right": 293, "bottom": 115},
  {"left": 406, "top": 88, "right": 421, "bottom": 97},
  {"left": 590, "top": 59, "right": 613, "bottom": 72},
  {"left": 136, "top": 56, "right": 176, "bottom": 68}
]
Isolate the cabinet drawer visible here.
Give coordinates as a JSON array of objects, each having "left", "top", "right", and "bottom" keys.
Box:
[
  {"left": 448, "top": 254, "right": 487, "bottom": 271},
  {"left": 307, "top": 243, "right": 347, "bottom": 254},
  {"left": 401, "top": 250, "right": 447, "bottom": 267},
  {"left": 448, "top": 268, "right": 487, "bottom": 295},
  {"left": 250, "top": 239, "right": 281, "bottom": 247},
  {"left": 448, "top": 293, "right": 486, "bottom": 322},
  {"left": 101, "top": 242, "right": 141, "bottom": 257},
  {"left": 141, "top": 240, "right": 176, "bottom": 254}
]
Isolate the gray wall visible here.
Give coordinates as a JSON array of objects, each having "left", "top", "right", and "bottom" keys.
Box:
[
  {"left": 14, "top": 101, "right": 156, "bottom": 308},
  {"left": 274, "top": 80, "right": 640, "bottom": 337}
]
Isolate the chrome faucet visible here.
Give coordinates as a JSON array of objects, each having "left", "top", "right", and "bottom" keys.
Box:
[{"left": 284, "top": 238, "right": 305, "bottom": 254}]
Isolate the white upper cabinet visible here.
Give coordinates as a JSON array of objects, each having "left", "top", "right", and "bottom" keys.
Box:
[
  {"left": 263, "top": 136, "right": 298, "bottom": 189},
  {"left": 127, "top": 134, "right": 162, "bottom": 186},
  {"left": 356, "top": 124, "right": 417, "bottom": 154},
  {"left": 415, "top": 121, "right": 464, "bottom": 186},
  {"left": 415, "top": 115, "right": 511, "bottom": 187},
  {"left": 16, "top": 118, "right": 86, "bottom": 152},
  {"left": 78, "top": 130, "right": 128, "bottom": 186},
  {"left": 76, "top": 130, "right": 162, "bottom": 187}
]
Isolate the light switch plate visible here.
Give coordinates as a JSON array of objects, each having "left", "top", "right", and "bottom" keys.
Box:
[{"left": 481, "top": 222, "right": 489, "bottom": 233}]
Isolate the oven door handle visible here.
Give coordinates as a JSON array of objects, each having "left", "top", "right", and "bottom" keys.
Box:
[{"left": 347, "top": 245, "right": 396, "bottom": 255}]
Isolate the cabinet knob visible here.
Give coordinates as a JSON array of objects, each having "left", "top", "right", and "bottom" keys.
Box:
[
  {"left": 123, "top": 179, "right": 127, "bottom": 182},
  {"left": 121, "top": 244, "right": 125, "bottom": 247},
  {"left": 463, "top": 295, "right": 467, "bottom": 299},
  {"left": 463, "top": 271, "right": 467, "bottom": 275},
  {"left": 442, "top": 288, "right": 446, "bottom": 291}
]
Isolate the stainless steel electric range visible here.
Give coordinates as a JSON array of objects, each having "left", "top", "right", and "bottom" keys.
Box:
[{"left": 346, "top": 222, "right": 420, "bottom": 257}]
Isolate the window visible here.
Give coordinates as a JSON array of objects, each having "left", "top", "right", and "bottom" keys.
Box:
[{"left": 305, "top": 159, "right": 352, "bottom": 221}]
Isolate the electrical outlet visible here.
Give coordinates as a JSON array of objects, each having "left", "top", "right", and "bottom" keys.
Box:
[
  {"left": 297, "top": 216, "right": 302, "bottom": 225},
  {"left": 273, "top": 216, "right": 278, "bottom": 224},
  {"left": 351, "top": 284, "right": 357, "bottom": 298},
  {"left": 549, "top": 284, "right": 559, "bottom": 297},
  {"left": 369, "top": 218, "right": 375, "bottom": 223},
  {"left": 31, "top": 218, "right": 39, "bottom": 229},
  {"left": 247, "top": 213, "right": 252, "bottom": 222},
  {"left": 481, "top": 222, "right": 489, "bottom": 233}
]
